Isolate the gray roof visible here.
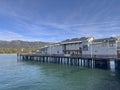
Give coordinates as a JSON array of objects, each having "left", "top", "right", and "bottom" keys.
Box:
[
  {"left": 93, "top": 37, "right": 117, "bottom": 43},
  {"left": 115, "top": 36, "right": 120, "bottom": 40},
  {"left": 62, "top": 37, "right": 92, "bottom": 42}
]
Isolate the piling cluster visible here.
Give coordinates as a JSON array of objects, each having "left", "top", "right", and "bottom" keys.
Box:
[{"left": 17, "top": 54, "right": 120, "bottom": 70}]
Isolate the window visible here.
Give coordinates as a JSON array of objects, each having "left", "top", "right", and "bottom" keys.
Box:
[
  {"left": 109, "top": 43, "right": 114, "bottom": 47},
  {"left": 82, "top": 45, "right": 88, "bottom": 51},
  {"left": 57, "top": 51, "right": 59, "bottom": 54},
  {"left": 102, "top": 43, "right": 107, "bottom": 47}
]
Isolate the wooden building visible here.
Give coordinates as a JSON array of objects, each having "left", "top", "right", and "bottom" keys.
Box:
[
  {"left": 37, "top": 36, "right": 120, "bottom": 58},
  {"left": 91, "top": 36, "right": 120, "bottom": 58},
  {"left": 61, "top": 37, "right": 94, "bottom": 56}
]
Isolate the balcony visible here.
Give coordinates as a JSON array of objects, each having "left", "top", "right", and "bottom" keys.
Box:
[{"left": 117, "top": 47, "right": 120, "bottom": 49}]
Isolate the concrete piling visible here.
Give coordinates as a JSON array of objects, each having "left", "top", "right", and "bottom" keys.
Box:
[{"left": 17, "top": 54, "right": 119, "bottom": 70}]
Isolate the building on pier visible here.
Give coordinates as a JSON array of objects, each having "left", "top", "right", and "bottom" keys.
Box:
[
  {"left": 37, "top": 43, "right": 63, "bottom": 55},
  {"left": 37, "top": 36, "right": 120, "bottom": 58},
  {"left": 61, "top": 37, "right": 94, "bottom": 56},
  {"left": 91, "top": 36, "right": 120, "bottom": 58},
  {"left": 37, "top": 45, "right": 48, "bottom": 54},
  {"left": 47, "top": 43, "right": 63, "bottom": 55}
]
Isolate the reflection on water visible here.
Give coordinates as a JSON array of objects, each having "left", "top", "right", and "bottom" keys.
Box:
[{"left": 0, "top": 54, "right": 120, "bottom": 90}]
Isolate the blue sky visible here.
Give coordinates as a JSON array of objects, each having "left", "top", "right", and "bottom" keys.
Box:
[{"left": 0, "top": 0, "right": 120, "bottom": 42}]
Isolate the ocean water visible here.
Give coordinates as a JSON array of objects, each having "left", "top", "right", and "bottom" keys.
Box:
[{"left": 0, "top": 54, "right": 120, "bottom": 90}]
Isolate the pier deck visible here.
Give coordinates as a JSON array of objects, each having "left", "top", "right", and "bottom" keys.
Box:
[{"left": 17, "top": 53, "right": 120, "bottom": 60}]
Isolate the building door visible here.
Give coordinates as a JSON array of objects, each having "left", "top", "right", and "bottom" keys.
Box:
[
  {"left": 79, "top": 47, "right": 82, "bottom": 56},
  {"left": 62, "top": 45, "right": 66, "bottom": 54},
  {"left": 117, "top": 50, "right": 120, "bottom": 58}
]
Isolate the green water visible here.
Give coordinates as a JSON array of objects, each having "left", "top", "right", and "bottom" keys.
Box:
[{"left": 0, "top": 54, "right": 120, "bottom": 90}]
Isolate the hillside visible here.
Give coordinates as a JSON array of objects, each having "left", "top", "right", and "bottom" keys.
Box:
[{"left": 0, "top": 40, "right": 50, "bottom": 53}]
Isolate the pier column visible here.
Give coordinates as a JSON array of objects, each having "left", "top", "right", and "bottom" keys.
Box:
[
  {"left": 87, "top": 59, "right": 91, "bottom": 68},
  {"left": 60, "top": 57, "right": 62, "bottom": 64},
  {"left": 83, "top": 59, "right": 86, "bottom": 67},
  {"left": 115, "top": 60, "right": 120, "bottom": 70},
  {"left": 46, "top": 57, "right": 48, "bottom": 62},
  {"left": 77, "top": 58, "right": 79, "bottom": 66},
  {"left": 64, "top": 58, "right": 66, "bottom": 64},
  {"left": 109, "top": 59, "right": 115, "bottom": 71},
  {"left": 67, "top": 58, "right": 69, "bottom": 65},
  {"left": 58, "top": 57, "right": 60, "bottom": 64},
  {"left": 81, "top": 59, "right": 83, "bottom": 67},
  {"left": 70, "top": 58, "right": 72, "bottom": 66},
  {"left": 74, "top": 58, "right": 77, "bottom": 66}
]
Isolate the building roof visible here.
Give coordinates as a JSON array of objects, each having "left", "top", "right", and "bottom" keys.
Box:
[
  {"left": 61, "top": 37, "right": 93, "bottom": 44},
  {"left": 92, "top": 37, "right": 117, "bottom": 43},
  {"left": 115, "top": 36, "right": 120, "bottom": 40}
]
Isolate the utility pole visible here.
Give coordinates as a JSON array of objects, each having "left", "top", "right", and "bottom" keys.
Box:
[{"left": 90, "top": 42, "right": 92, "bottom": 58}]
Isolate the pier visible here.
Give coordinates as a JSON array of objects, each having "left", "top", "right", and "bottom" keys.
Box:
[{"left": 17, "top": 53, "right": 120, "bottom": 70}]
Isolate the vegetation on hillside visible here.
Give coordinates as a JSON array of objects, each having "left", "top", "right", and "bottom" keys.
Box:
[{"left": 0, "top": 40, "right": 50, "bottom": 54}]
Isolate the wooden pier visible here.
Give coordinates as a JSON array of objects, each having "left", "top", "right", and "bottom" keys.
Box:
[{"left": 17, "top": 53, "right": 120, "bottom": 70}]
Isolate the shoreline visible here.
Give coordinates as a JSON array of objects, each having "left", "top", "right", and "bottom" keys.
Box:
[{"left": 0, "top": 53, "right": 17, "bottom": 55}]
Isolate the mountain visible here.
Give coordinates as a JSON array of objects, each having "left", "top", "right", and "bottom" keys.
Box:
[{"left": 0, "top": 40, "right": 50, "bottom": 53}]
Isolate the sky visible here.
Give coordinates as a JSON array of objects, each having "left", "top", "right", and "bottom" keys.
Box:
[{"left": 0, "top": 0, "right": 120, "bottom": 42}]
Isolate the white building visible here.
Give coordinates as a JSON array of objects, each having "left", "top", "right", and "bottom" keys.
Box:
[
  {"left": 81, "top": 37, "right": 94, "bottom": 57},
  {"left": 37, "top": 36, "right": 120, "bottom": 58},
  {"left": 47, "top": 43, "right": 63, "bottom": 55},
  {"left": 37, "top": 44, "right": 63, "bottom": 55},
  {"left": 37, "top": 45, "right": 48, "bottom": 54},
  {"left": 61, "top": 37, "right": 94, "bottom": 56},
  {"left": 90, "top": 37, "right": 120, "bottom": 58}
]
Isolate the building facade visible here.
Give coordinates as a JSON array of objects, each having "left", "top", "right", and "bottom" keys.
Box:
[
  {"left": 61, "top": 37, "right": 94, "bottom": 56},
  {"left": 37, "top": 36, "right": 120, "bottom": 58},
  {"left": 91, "top": 37, "right": 120, "bottom": 58},
  {"left": 47, "top": 44, "right": 63, "bottom": 55},
  {"left": 37, "top": 45, "right": 48, "bottom": 54}
]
